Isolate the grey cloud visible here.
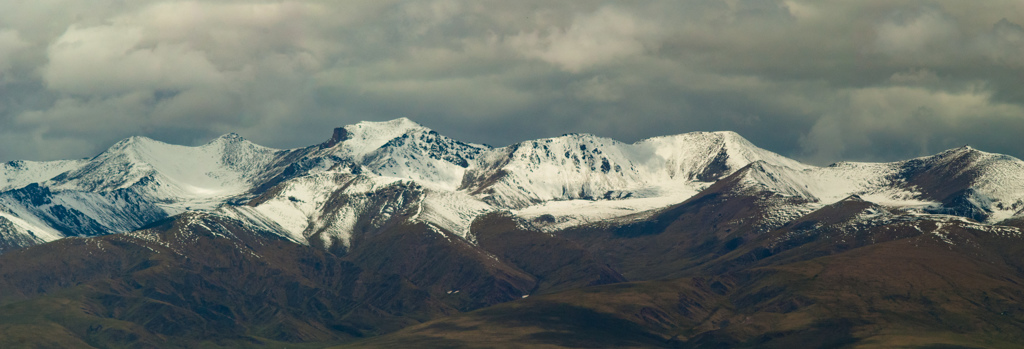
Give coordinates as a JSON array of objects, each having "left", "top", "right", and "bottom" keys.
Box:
[
  {"left": 871, "top": 6, "right": 962, "bottom": 60},
  {"left": 977, "top": 18, "right": 1024, "bottom": 68},
  {"left": 0, "top": 30, "right": 28, "bottom": 77},
  {"left": 1, "top": 0, "right": 1023, "bottom": 166}
]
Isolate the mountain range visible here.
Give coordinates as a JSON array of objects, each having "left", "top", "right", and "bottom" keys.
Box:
[{"left": 1, "top": 118, "right": 1023, "bottom": 348}]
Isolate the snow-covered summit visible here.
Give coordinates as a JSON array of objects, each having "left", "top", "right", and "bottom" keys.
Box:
[
  {"left": 464, "top": 133, "right": 654, "bottom": 207},
  {"left": 0, "top": 159, "right": 86, "bottom": 192},
  {"left": 310, "top": 118, "right": 490, "bottom": 190},
  {"left": 208, "top": 132, "right": 248, "bottom": 144},
  {"left": 323, "top": 118, "right": 432, "bottom": 160},
  {"left": 897, "top": 145, "right": 1024, "bottom": 222},
  {"left": 727, "top": 161, "right": 818, "bottom": 200},
  {"left": 635, "top": 130, "right": 811, "bottom": 179},
  {"left": 46, "top": 134, "right": 281, "bottom": 208},
  {"left": 463, "top": 130, "right": 807, "bottom": 209},
  {"left": 681, "top": 144, "right": 1024, "bottom": 224}
]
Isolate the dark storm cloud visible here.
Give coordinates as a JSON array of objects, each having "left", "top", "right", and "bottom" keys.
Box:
[{"left": 0, "top": 0, "right": 1023, "bottom": 165}]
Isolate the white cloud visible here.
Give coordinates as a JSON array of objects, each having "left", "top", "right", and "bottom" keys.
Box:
[
  {"left": 507, "top": 6, "right": 657, "bottom": 72},
  {"left": 132, "top": 1, "right": 337, "bottom": 68},
  {"left": 783, "top": 1, "right": 819, "bottom": 20},
  {"left": 44, "top": 24, "right": 223, "bottom": 96}
]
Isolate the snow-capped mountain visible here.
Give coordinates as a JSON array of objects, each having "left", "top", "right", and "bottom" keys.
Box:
[
  {"left": 6, "top": 118, "right": 1024, "bottom": 348},
  {"left": 702, "top": 145, "right": 1024, "bottom": 224},
  {"left": 219, "top": 172, "right": 492, "bottom": 250},
  {"left": 46, "top": 133, "right": 280, "bottom": 209},
  {"left": 320, "top": 118, "right": 489, "bottom": 190},
  {"left": 461, "top": 131, "right": 809, "bottom": 209},
  {"left": 2, "top": 117, "right": 1024, "bottom": 253}
]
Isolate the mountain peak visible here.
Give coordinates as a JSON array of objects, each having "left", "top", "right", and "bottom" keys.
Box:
[
  {"left": 347, "top": 117, "right": 426, "bottom": 133},
  {"left": 912, "top": 145, "right": 988, "bottom": 168},
  {"left": 211, "top": 133, "right": 246, "bottom": 143},
  {"left": 341, "top": 118, "right": 429, "bottom": 141},
  {"left": 120, "top": 135, "right": 156, "bottom": 144},
  {"left": 320, "top": 127, "right": 350, "bottom": 148},
  {"left": 106, "top": 135, "right": 162, "bottom": 152},
  {"left": 710, "top": 130, "right": 742, "bottom": 139},
  {"left": 323, "top": 118, "right": 432, "bottom": 158},
  {"left": 203, "top": 133, "right": 268, "bottom": 151},
  {"left": 934, "top": 145, "right": 981, "bottom": 157},
  {"left": 842, "top": 194, "right": 865, "bottom": 202},
  {"left": 729, "top": 160, "right": 817, "bottom": 200}
]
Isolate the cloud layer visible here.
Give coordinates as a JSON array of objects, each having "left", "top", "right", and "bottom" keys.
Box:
[{"left": 1, "top": 0, "right": 1023, "bottom": 165}]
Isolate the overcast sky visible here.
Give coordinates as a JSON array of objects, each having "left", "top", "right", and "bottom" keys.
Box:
[{"left": 1, "top": 1, "right": 1023, "bottom": 165}]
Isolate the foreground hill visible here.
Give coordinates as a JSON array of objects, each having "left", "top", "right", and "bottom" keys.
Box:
[{"left": 344, "top": 202, "right": 1024, "bottom": 348}]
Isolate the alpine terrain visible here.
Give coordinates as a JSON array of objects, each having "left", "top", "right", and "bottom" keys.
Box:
[{"left": 1, "top": 118, "right": 1023, "bottom": 348}]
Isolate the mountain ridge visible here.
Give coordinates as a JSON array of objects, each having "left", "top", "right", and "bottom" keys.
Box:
[
  {"left": 2, "top": 119, "right": 1024, "bottom": 347},
  {"left": 2, "top": 118, "right": 1023, "bottom": 252}
]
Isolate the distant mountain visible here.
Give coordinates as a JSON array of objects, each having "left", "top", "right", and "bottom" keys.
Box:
[
  {"left": 1, "top": 118, "right": 1024, "bottom": 347},
  {"left": 0, "top": 118, "right": 812, "bottom": 250}
]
